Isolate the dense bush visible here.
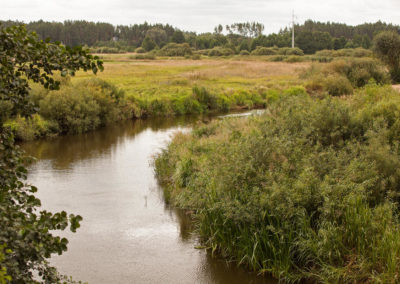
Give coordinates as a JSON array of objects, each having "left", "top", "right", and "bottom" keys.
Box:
[
  {"left": 285, "top": 55, "right": 304, "bottom": 63},
  {"left": 304, "top": 58, "right": 390, "bottom": 96},
  {"left": 251, "top": 46, "right": 277, "bottom": 55},
  {"left": 315, "top": 48, "right": 372, "bottom": 58},
  {"left": 158, "top": 43, "right": 192, "bottom": 56},
  {"left": 279, "top": 47, "right": 304, "bottom": 56},
  {"left": 207, "top": 47, "right": 235, "bottom": 56},
  {"left": 323, "top": 75, "right": 354, "bottom": 96},
  {"left": 91, "top": 47, "right": 125, "bottom": 54},
  {"left": 325, "top": 58, "right": 389, "bottom": 87},
  {"left": 129, "top": 53, "right": 156, "bottom": 60},
  {"left": 135, "top": 47, "right": 146, "bottom": 53},
  {"left": 155, "top": 85, "right": 400, "bottom": 282},
  {"left": 38, "top": 78, "right": 131, "bottom": 134},
  {"left": 6, "top": 78, "right": 134, "bottom": 140},
  {"left": 373, "top": 31, "right": 400, "bottom": 82}
]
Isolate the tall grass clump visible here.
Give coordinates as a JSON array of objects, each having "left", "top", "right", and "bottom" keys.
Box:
[{"left": 155, "top": 85, "right": 400, "bottom": 282}]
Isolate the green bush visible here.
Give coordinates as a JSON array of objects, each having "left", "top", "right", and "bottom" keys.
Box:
[
  {"left": 279, "top": 47, "right": 304, "bottom": 56},
  {"left": 208, "top": 47, "right": 235, "bottom": 56},
  {"left": 4, "top": 114, "right": 59, "bottom": 141},
  {"left": 155, "top": 86, "right": 400, "bottom": 282},
  {"left": 285, "top": 55, "right": 304, "bottom": 63},
  {"left": 268, "top": 55, "right": 285, "bottom": 62},
  {"left": 326, "top": 58, "right": 390, "bottom": 87},
  {"left": 251, "top": 47, "right": 277, "bottom": 56},
  {"left": 130, "top": 53, "right": 156, "bottom": 60},
  {"left": 158, "top": 43, "right": 192, "bottom": 56},
  {"left": 324, "top": 75, "right": 354, "bottom": 96},
  {"left": 35, "top": 78, "right": 132, "bottom": 135},
  {"left": 135, "top": 47, "right": 146, "bottom": 53},
  {"left": 315, "top": 48, "right": 372, "bottom": 58},
  {"left": 191, "top": 54, "right": 201, "bottom": 60}
]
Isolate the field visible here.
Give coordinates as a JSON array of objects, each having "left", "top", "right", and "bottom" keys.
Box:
[
  {"left": 74, "top": 54, "right": 309, "bottom": 101},
  {"left": 7, "top": 53, "right": 387, "bottom": 142}
]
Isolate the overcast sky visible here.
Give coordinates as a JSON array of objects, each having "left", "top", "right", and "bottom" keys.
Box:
[{"left": 2, "top": 0, "right": 400, "bottom": 34}]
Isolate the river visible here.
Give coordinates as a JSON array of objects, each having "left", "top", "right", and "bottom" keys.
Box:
[{"left": 22, "top": 114, "right": 276, "bottom": 284}]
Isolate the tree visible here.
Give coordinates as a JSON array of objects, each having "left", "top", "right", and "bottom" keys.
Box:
[
  {"left": 373, "top": 31, "right": 400, "bottom": 82},
  {"left": 141, "top": 35, "right": 157, "bottom": 51},
  {"left": 0, "top": 24, "right": 102, "bottom": 283},
  {"left": 171, "top": 30, "right": 185, "bottom": 43}
]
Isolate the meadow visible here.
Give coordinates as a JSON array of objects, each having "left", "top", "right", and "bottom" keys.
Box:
[{"left": 6, "top": 55, "right": 311, "bottom": 140}]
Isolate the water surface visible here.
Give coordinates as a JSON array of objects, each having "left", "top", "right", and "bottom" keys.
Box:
[{"left": 23, "top": 115, "right": 276, "bottom": 284}]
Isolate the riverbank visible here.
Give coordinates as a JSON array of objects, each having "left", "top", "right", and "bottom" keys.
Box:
[
  {"left": 5, "top": 58, "right": 309, "bottom": 141},
  {"left": 155, "top": 84, "right": 400, "bottom": 282}
]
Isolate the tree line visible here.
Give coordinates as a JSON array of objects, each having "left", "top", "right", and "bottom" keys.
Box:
[{"left": 1, "top": 19, "right": 399, "bottom": 54}]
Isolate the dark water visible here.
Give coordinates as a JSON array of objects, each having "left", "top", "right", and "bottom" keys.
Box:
[{"left": 22, "top": 115, "right": 277, "bottom": 284}]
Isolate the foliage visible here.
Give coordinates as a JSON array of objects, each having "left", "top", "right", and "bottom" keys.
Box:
[
  {"left": 2, "top": 19, "right": 399, "bottom": 56},
  {"left": 141, "top": 35, "right": 157, "bottom": 51},
  {"left": 251, "top": 47, "right": 277, "bottom": 55},
  {"left": 207, "top": 47, "right": 235, "bottom": 56},
  {"left": 373, "top": 31, "right": 400, "bottom": 82},
  {"left": 296, "top": 31, "right": 333, "bottom": 54},
  {"left": 0, "top": 24, "right": 102, "bottom": 282},
  {"left": 158, "top": 43, "right": 192, "bottom": 56},
  {"left": 129, "top": 53, "right": 156, "bottom": 60},
  {"left": 135, "top": 47, "right": 146, "bottom": 53},
  {"left": 171, "top": 30, "right": 185, "bottom": 44},
  {"left": 304, "top": 58, "right": 389, "bottom": 96},
  {"left": 155, "top": 85, "right": 400, "bottom": 282}
]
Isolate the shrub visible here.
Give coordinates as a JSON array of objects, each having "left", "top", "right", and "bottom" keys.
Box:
[
  {"left": 155, "top": 87, "right": 400, "bottom": 282},
  {"left": 251, "top": 47, "right": 277, "bottom": 56},
  {"left": 192, "top": 54, "right": 201, "bottom": 60},
  {"left": 268, "top": 55, "right": 285, "bottom": 62},
  {"left": 239, "top": 50, "right": 250, "bottom": 56},
  {"left": 5, "top": 114, "right": 59, "bottom": 140},
  {"left": 324, "top": 75, "right": 353, "bottom": 96},
  {"left": 141, "top": 36, "right": 158, "bottom": 51},
  {"left": 285, "top": 55, "right": 303, "bottom": 63},
  {"left": 305, "top": 58, "right": 390, "bottom": 91},
  {"left": 130, "top": 53, "right": 156, "bottom": 60},
  {"left": 37, "top": 78, "right": 131, "bottom": 134},
  {"left": 373, "top": 31, "right": 400, "bottom": 82},
  {"left": 208, "top": 47, "right": 235, "bottom": 56},
  {"left": 158, "top": 43, "right": 192, "bottom": 56},
  {"left": 135, "top": 47, "right": 146, "bottom": 53}
]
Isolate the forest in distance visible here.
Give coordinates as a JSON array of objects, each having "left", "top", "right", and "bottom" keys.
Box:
[{"left": 1, "top": 19, "right": 399, "bottom": 54}]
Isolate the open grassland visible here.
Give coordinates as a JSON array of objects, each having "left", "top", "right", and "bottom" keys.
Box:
[
  {"left": 74, "top": 55, "right": 309, "bottom": 101},
  {"left": 6, "top": 55, "right": 387, "bottom": 141}
]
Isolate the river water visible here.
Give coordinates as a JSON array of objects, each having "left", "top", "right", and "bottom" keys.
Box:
[{"left": 22, "top": 114, "right": 276, "bottom": 284}]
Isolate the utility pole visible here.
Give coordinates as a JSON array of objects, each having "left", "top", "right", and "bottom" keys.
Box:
[{"left": 292, "top": 10, "right": 295, "bottom": 48}]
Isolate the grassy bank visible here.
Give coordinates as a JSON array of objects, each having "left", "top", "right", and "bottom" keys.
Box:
[
  {"left": 6, "top": 57, "right": 309, "bottom": 140},
  {"left": 4, "top": 55, "right": 386, "bottom": 141},
  {"left": 155, "top": 84, "right": 400, "bottom": 282}
]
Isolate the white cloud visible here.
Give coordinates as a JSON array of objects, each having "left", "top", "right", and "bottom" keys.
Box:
[{"left": 2, "top": 0, "right": 400, "bottom": 34}]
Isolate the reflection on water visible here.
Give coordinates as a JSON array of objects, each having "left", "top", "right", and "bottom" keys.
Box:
[{"left": 22, "top": 114, "right": 276, "bottom": 284}]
